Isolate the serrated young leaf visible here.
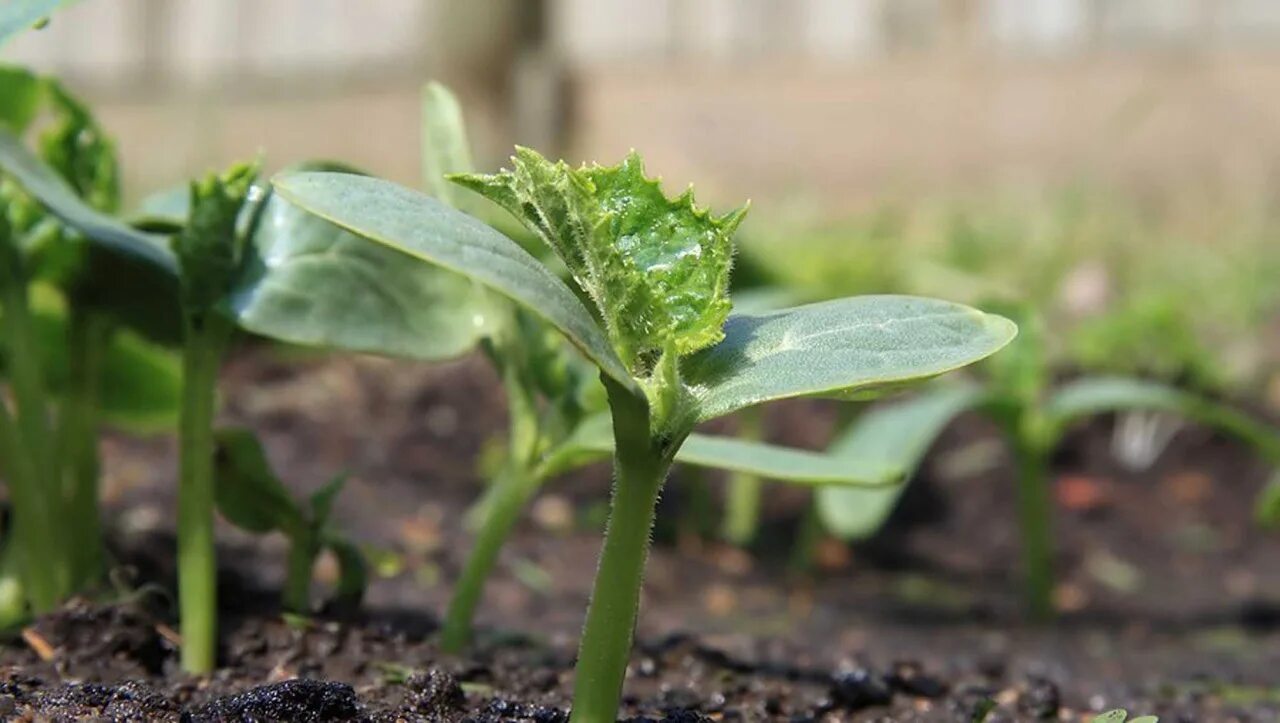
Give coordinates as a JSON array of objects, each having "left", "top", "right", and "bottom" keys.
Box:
[
  {"left": 173, "top": 162, "right": 257, "bottom": 315},
  {"left": 451, "top": 148, "right": 745, "bottom": 372},
  {"left": 39, "top": 80, "right": 120, "bottom": 214}
]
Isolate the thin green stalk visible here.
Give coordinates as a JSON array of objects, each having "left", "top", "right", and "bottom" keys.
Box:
[
  {"left": 58, "top": 309, "right": 110, "bottom": 587},
  {"left": 721, "top": 408, "right": 765, "bottom": 545},
  {"left": 570, "top": 386, "right": 673, "bottom": 723},
  {"left": 1012, "top": 419, "right": 1054, "bottom": 621},
  {"left": 788, "top": 503, "right": 823, "bottom": 574},
  {"left": 282, "top": 530, "right": 316, "bottom": 614},
  {"left": 0, "top": 400, "right": 61, "bottom": 612},
  {"left": 441, "top": 463, "right": 542, "bottom": 652},
  {"left": 177, "top": 316, "right": 230, "bottom": 674},
  {"left": 0, "top": 237, "right": 66, "bottom": 609}
]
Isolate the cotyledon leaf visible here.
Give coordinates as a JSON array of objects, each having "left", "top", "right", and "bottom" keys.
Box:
[
  {"left": 1046, "top": 376, "right": 1280, "bottom": 461},
  {"left": 684, "top": 295, "right": 1016, "bottom": 423},
  {"left": 272, "top": 171, "right": 636, "bottom": 391},
  {"left": 817, "top": 383, "right": 989, "bottom": 541},
  {"left": 0, "top": 128, "right": 181, "bottom": 341},
  {"left": 549, "top": 413, "right": 903, "bottom": 487},
  {"left": 229, "top": 189, "right": 492, "bottom": 361},
  {"left": 0, "top": 0, "right": 80, "bottom": 47}
]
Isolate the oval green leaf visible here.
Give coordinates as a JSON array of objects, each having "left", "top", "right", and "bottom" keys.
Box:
[
  {"left": 684, "top": 295, "right": 1016, "bottom": 422},
  {"left": 1046, "top": 376, "right": 1280, "bottom": 462},
  {"left": 552, "top": 412, "right": 902, "bottom": 487},
  {"left": 817, "top": 384, "right": 988, "bottom": 540},
  {"left": 272, "top": 171, "right": 635, "bottom": 390},
  {"left": 0, "top": 128, "right": 180, "bottom": 340},
  {"left": 230, "top": 189, "right": 491, "bottom": 361}
]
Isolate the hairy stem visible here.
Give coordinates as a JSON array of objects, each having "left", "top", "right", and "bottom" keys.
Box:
[
  {"left": 177, "top": 316, "right": 230, "bottom": 673},
  {"left": 59, "top": 309, "right": 110, "bottom": 587},
  {"left": 570, "top": 384, "right": 673, "bottom": 723},
  {"left": 442, "top": 464, "right": 541, "bottom": 652},
  {"left": 1012, "top": 419, "right": 1054, "bottom": 621}
]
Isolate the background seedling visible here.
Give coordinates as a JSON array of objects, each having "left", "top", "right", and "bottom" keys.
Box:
[
  {"left": 0, "top": 82, "right": 484, "bottom": 669},
  {"left": 0, "top": 68, "right": 181, "bottom": 624},
  {"left": 273, "top": 144, "right": 1015, "bottom": 720},
  {"left": 817, "top": 310, "right": 1280, "bottom": 619},
  {"left": 213, "top": 427, "right": 366, "bottom": 614}
]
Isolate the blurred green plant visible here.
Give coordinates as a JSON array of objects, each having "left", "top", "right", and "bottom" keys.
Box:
[
  {"left": 817, "top": 309, "right": 1280, "bottom": 619},
  {"left": 213, "top": 427, "right": 366, "bottom": 614},
  {"left": 0, "top": 67, "right": 181, "bottom": 626}
]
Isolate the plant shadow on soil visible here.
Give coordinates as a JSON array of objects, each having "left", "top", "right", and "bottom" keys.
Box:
[{"left": 2, "top": 352, "right": 1279, "bottom": 721}]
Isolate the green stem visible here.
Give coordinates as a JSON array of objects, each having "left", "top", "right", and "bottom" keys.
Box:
[
  {"left": 282, "top": 530, "right": 316, "bottom": 614},
  {"left": 58, "top": 309, "right": 110, "bottom": 587},
  {"left": 721, "top": 408, "right": 764, "bottom": 545},
  {"left": 177, "top": 315, "right": 230, "bottom": 674},
  {"left": 788, "top": 503, "right": 823, "bottom": 574},
  {"left": 0, "top": 399, "right": 61, "bottom": 612},
  {"left": 0, "top": 242, "right": 66, "bottom": 610},
  {"left": 441, "top": 463, "right": 541, "bottom": 652},
  {"left": 1012, "top": 422, "right": 1054, "bottom": 621},
  {"left": 570, "top": 386, "right": 672, "bottom": 723}
]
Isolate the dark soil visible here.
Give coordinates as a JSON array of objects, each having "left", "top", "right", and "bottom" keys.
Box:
[{"left": 3, "top": 350, "right": 1279, "bottom": 721}]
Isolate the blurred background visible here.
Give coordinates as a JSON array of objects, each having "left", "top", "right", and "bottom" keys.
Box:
[{"left": 8, "top": 0, "right": 1280, "bottom": 395}]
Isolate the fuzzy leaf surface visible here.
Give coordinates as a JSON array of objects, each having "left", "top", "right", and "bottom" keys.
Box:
[
  {"left": 452, "top": 149, "right": 744, "bottom": 369},
  {"left": 273, "top": 171, "right": 635, "bottom": 390},
  {"left": 684, "top": 295, "right": 1016, "bottom": 422}
]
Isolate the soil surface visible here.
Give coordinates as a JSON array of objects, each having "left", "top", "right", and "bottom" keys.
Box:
[{"left": 3, "top": 350, "right": 1279, "bottom": 721}]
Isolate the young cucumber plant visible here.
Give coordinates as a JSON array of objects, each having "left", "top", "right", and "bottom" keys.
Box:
[
  {"left": 272, "top": 146, "right": 1015, "bottom": 720},
  {"left": 1, "top": 81, "right": 483, "bottom": 671},
  {"left": 417, "top": 83, "right": 921, "bottom": 654},
  {"left": 0, "top": 67, "right": 181, "bottom": 624},
  {"left": 817, "top": 311, "right": 1280, "bottom": 620},
  {"left": 213, "top": 427, "right": 366, "bottom": 614}
]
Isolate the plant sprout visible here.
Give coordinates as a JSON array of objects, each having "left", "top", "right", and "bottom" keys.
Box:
[
  {"left": 411, "top": 83, "right": 920, "bottom": 653},
  {"left": 1, "top": 93, "right": 477, "bottom": 669},
  {"left": 818, "top": 311, "right": 1280, "bottom": 619},
  {"left": 272, "top": 146, "right": 1015, "bottom": 720},
  {"left": 214, "top": 427, "right": 366, "bottom": 613},
  {"left": 0, "top": 67, "right": 181, "bottom": 624}
]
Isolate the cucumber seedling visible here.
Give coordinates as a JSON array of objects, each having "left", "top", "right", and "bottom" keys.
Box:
[
  {"left": 417, "top": 83, "right": 926, "bottom": 654},
  {"left": 2, "top": 86, "right": 469, "bottom": 670},
  {"left": 272, "top": 146, "right": 1016, "bottom": 721},
  {"left": 0, "top": 67, "right": 181, "bottom": 623},
  {"left": 818, "top": 310, "right": 1280, "bottom": 619}
]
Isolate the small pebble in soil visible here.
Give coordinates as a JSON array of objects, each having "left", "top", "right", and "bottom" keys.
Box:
[
  {"left": 187, "top": 678, "right": 361, "bottom": 722},
  {"left": 830, "top": 668, "right": 893, "bottom": 710},
  {"left": 887, "top": 660, "right": 949, "bottom": 698},
  {"left": 1017, "top": 676, "right": 1061, "bottom": 720}
]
